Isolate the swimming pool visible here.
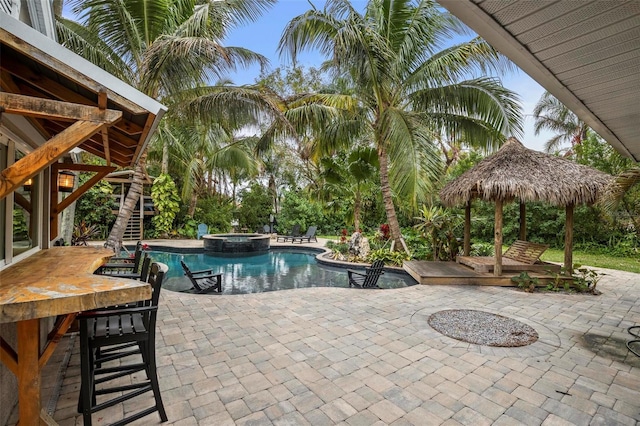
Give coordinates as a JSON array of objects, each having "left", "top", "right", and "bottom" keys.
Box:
[{"left": 148, "top": 249, "right": 417, "bottom": 294}]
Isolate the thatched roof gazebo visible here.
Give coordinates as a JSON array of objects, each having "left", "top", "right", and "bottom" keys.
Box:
[{"left": 439, "top": 137, "right": 613, "bottom": 275}]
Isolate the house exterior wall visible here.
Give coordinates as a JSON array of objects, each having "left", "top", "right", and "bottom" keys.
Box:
[{"left": 0, "top": 1, "right": 59, "bottom": 423}]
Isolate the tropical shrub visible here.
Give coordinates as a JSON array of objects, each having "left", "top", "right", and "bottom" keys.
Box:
[
  {"left": 278, "top": 191, "right": 324, "bottom": 235},
  {"left": 194, "top": 196, "right": 234, "bottom": 234},
  {"left": 75, "top": 179, "right": 116, "bottom": 239},
  {"left": 236, "top": 183, "right": 273, "bottom": 232},
  {"left": 151, "top": 174, "right": 181, "bottom": 237},
  {"left": 367, "top": 248, "right": 411, "bottom": 266},
  {"left": 414, "top": 205, "right": 463, "bottom": 261}
]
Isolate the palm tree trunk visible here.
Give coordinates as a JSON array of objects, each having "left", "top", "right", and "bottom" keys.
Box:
[
  {"left": 161, "top": 141, "right": 169, "bottom": 174},
  {"left": 188, "top": 191, "right": 198, "bottom": 216},
  {"left": 378, "top": 145, "right": 408, "bottom": 253},
  {"left": 105, "top": 155, "right": 146, "bottom": 253},
  {"left": 354, "top": 189, "right": 361, "bottom": 232}
]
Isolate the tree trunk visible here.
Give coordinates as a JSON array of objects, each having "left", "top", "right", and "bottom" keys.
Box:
[
  {"left": 353, "top": 188, "right": 361, "bottom": 232},
  {"left": 188, "top": 190, "right": 198, "bottom": 217},
  {"left": 161, "top": 141, "right": 169, "bottom": 174},
  {"left": 378, "top": 145, "right": 408, "bottom": 253},
  {"left": 104, "top": 155, "right": 146, "bottom": 253}
]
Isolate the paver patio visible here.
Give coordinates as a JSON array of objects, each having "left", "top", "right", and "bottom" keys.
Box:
[{"left": 11, "top": 242, "right": 639, "bottom": 425}]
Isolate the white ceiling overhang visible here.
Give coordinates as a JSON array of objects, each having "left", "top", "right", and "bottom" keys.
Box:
[{"left": 438, "top": 0, "right": 640, "bottom": 162}]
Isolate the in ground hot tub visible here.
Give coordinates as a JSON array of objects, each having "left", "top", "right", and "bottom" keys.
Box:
[{"left": 203, "top": 233, "right": 270, "bottom": 253}]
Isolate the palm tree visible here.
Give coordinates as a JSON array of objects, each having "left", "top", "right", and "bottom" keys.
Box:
[
  {"left": 277, "top": 0, "right": 522, "bottom": 252},
  {"left": 57, "top": 0, "right": 275, "bottom": 251},
  {"left": 318, "top": 147, "right": 379, "bottom": 231},
  {"left": 533, "top": 91, "right": 589, "bottom": 154}
]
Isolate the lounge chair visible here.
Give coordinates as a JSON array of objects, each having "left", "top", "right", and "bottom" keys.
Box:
[
  {"left": 276, "top": 224, "right": 301, "bottom": 242},
  {"left": 197, "top": 223, "right": 208, "bottom": 239},
  {"left": 457, "top": 240, "right": 550, "bottom": 273},
  {"left": 291, "top": 226, "right": 318, "bottom": 243},
  {"left": 348, "top": 260, "right": 385, "bottom": 288},
  {"left": 180, "top": 260, "right": 223, "bottom": 293}
]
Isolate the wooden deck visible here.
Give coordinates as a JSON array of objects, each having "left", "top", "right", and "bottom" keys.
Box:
[{"left": 403, "top": 260, "right": 561, "bottom": 286}]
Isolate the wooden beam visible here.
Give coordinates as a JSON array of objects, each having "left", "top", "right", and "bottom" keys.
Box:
[
  {"left": 14, "top": 192, "right": 32, "bottom": 213},
  {"left": 1, "top": 70, "right": 52, "bottom": 140},
  {"left": 0, "top": 92, "right": 122, "bottom": 123},
  {"left": 464, "top": 201, "right": 471, "bottom": 256},
  {"left": 40, "top": 314, "right": 78, "bottom": 369},
  {"left": 564, "top": 203, "right": 574, "bottom": 275},
  {"left": 130, "top": 113, "right": 157, "bottom": 166},
  {"left": 0, "top": 120, "right": 103, "bottom": 199},
  {"left": 494, "top": 199, "right": 503, "bottom": 276},
  {"left": 519, "top": 202, "right": 526, "bottom": 241},
  {"left": 17, "top": 319, "right": 41, "bottom": 424},
  {"left": 0, "top": 337, "right": 18, "bottom": 375}
]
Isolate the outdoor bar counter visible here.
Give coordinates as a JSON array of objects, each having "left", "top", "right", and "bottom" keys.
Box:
[{"left": 0, "top": 246, "right": 151, "bottom": 425}]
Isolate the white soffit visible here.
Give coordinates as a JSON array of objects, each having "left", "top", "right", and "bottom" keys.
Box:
[{"left": 438, "top": 0, "right": 640, "bottom": 161}]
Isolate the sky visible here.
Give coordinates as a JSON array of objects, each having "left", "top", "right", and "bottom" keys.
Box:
[{"left": 222, "top": 0, "right": 554, "bottom": 152}]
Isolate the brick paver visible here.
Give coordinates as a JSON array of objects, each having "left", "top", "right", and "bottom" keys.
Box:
[{"left": 14, "top": 243, "right": 640, "bottom": 425}]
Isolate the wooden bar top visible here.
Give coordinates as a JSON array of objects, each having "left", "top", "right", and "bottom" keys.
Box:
[{"left": 0, "top": 246, "right": 151, "bottom": 323}]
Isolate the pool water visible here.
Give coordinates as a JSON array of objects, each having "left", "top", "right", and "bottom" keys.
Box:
[{"left": 148, "top": 249, "right": 416, "bottom": 294}]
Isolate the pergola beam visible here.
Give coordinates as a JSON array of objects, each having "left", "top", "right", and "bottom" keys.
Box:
[{"left": 0, "top": 92, "right": 121, "bottom": 123}]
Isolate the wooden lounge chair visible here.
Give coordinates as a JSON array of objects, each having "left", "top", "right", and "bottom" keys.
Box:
[
  {"left": 276, "top": 224, "right": 301, "bottom": 242},
  {"left": 180, "top": 260, "right": 223, "bottom": 293},
  {"left": 291, "top": 226, "right": 318, "bottom": 244},
  {"left": 348, "top": 260, "right": 385, "bottom": 288},
  {"left": 457, "top": 240, "right": 550, "bottom": 273}
]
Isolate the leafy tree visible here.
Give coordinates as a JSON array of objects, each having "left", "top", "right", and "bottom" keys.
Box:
[
  {"left": 277, "top": 0, "right": 522, "bottom": 252},
  {"left": 236, "top": 183, "right": 273, "bottom": 232},
  {"left": 194, "top": 196, "right": 234, "bottom": 234},
  {"left": 278, "top": 191, "right": 324, "bottom": 235},
  {"left": 318, "top": 147, "right": 379, "bottom": 231},
  {"left": 533, "top": 91, "right": 589, "bottom": 154},
  {"left": 57, "top": 0, "right": 275, "bottom": 251}
]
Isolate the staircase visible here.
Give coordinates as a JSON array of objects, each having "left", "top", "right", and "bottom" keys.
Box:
[{"left": 123, "top": 215, "right": 142, "bottom": 241}]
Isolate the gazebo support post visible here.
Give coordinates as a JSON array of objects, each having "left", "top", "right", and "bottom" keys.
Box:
[
  {"left": 564, "top": 203, "right": 574, "bottom": 275},
  {"left": 519, "top": 202, "right": 526, "bottom": 240},
  {"left": 464, "top": 201, "right": 471, "bottom": 256},
  {"left": 494, "top": 199, "right": 503, "bottom": 276}
]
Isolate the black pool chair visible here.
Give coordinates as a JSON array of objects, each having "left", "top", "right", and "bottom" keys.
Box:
[
  {"left": 181, "top": 260, "right": 223, "bottom": 293},
  {"left": 291, "top": 226, "right": 317, "bottom": 243},
  {"left": 276, "top": 224, "right": 301, "bottom": 242},
  {"left": 348, "top": 260, "right": 385, "bottom": 288},
  {"left": 77, "top": 262, "right": 168, "bottom": 426}
]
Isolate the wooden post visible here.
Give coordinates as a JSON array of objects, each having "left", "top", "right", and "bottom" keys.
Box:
[
  {"left": 564, "top": 203, "right": 574, "bottom": 275},
  {"left": 464, "top": 201, "right": 471, "bottom": 256},
  {"left": 17, "top": 319, "right": 41, "bottom": 425},
  {"left": 494, "top": 199, "right": 503, "bottom": 276},
  {"left": 519, "top": 202, "right": 526, "bottom": 241}
]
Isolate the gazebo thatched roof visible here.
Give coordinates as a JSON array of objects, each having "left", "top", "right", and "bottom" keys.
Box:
[{"left": 439, "top": 137, "right": 614, "bottom": 207}]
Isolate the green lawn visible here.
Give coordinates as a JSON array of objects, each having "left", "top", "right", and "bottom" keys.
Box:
[{"left": 541, "top": 249, "right": 640, "bottom": 274}]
